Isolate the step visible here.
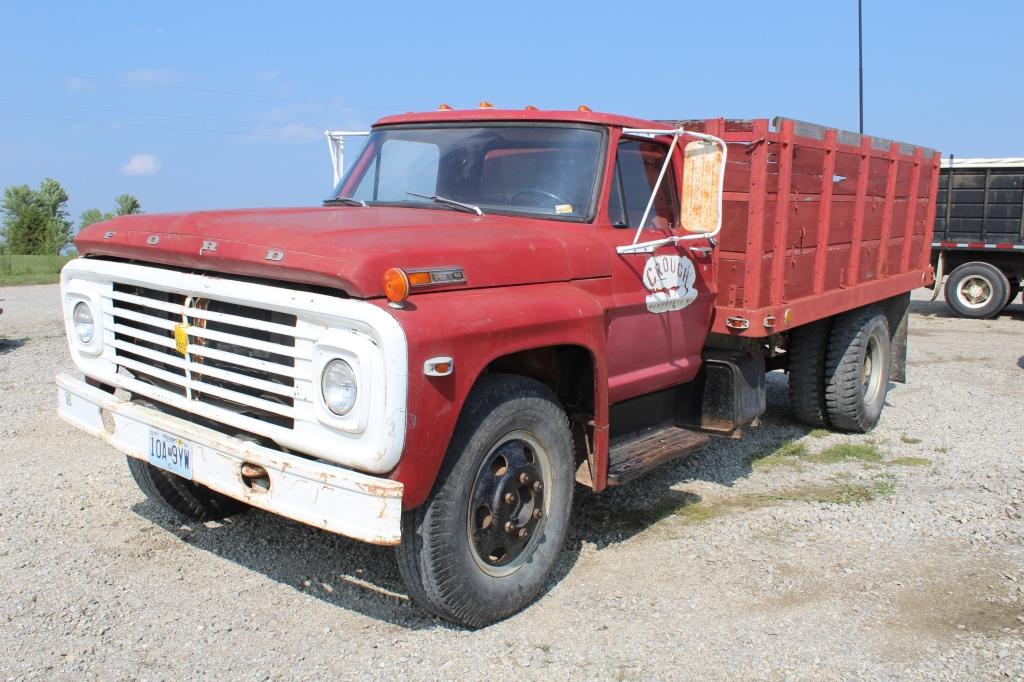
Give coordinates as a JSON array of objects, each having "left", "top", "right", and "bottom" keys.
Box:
[{"left": 607, "top": 425, "right": 709, "bottom": 486}]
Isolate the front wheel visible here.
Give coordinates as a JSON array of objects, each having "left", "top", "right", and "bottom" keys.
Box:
[{"left": 396, "top": 374, "right": 574, "bottom": 627}]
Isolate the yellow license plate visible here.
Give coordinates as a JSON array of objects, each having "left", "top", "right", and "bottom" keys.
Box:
[{"left": 174, "top": 323, "right": 189, "bottom": 355}]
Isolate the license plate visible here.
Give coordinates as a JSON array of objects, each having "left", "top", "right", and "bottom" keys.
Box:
[{"left": 147, "top": 428, "right": 194, "bottom": 480}]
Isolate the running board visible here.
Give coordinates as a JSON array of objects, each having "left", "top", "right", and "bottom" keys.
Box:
[{"left": 606, "top": 425, "right": 709, "bottom": 486}]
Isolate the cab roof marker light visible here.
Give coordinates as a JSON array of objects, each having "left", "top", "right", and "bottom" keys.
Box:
[
  {"left": 577, "top": 104, "right": 592, "bottom": 112},
  {"left": 524, "top": 105, "right": 538, "bottom": 110},
  {"left": 478, "top": 101, "right": 494, "bottom": 109},
  {"left": 438, "top": 103, "right": 454, "bottom": 111}
]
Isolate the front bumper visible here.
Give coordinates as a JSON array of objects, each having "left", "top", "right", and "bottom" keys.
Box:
[{"left": 56, "top": 373, "right": 403, "bottom": 545}]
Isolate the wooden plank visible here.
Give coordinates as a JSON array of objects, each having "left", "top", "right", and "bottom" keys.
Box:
[
  {"left": 814, "top": 129, "right": 837, "bottom": 294},
  {"left": 920, "top": 152, "right": 942, "bottom": 268},
  {"left": 846, "top": 136, "right": 872, "bottom": 287},
  {"left": 876, "top": 143, "right": 900, "bottom": 277},
  {"left": 743, "top": 119, "right": 769, "bottom": 309},
  {"left": 769, "top": 119, "right": 795, "bottom": 305},
  {"left": 899, "top": 147, "right": 923, "bottom": 272}
]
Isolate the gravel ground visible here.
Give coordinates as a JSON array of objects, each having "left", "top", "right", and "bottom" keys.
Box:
[{"left": 1, "top": 284, "right": 1022, "bottom": 680}]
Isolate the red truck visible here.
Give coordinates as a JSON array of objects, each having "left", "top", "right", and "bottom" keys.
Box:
[{"left": 56, "top": 107, "right": 939, "bottom": 627}]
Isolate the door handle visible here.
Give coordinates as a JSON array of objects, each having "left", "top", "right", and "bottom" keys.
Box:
[{"left": 689, "top": 246, "right": 714, "bottom": 255}]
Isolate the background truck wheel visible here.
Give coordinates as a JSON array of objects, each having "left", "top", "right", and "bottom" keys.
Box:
[
  {"left": 787, "top": 319, "right": 830, "bottom": 428},
  {"left": 1004, "top": 280, "right": 1021, "bottom": 310},
  {"left": 944, "top": 262, "right": 1009, "bottom": 319},
  {"left": 126, "top": 456, "right": 249, "bottom": 521},
  {"left": 824, "top": 306, "right": 891, "bottom": 433},
  {"left": 396, "top": 374, "right": 574, "bottom": 628}
]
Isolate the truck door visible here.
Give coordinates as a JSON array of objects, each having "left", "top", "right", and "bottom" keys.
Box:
[{"left": 601, "top": 137, "right": 716, "bottom": 404}]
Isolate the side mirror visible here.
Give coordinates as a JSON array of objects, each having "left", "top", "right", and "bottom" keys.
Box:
[{"left": 680, "top": 140, "right": 724, "bottom": 234}]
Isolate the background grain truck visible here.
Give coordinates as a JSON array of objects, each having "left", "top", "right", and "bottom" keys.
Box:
[
  {"left": 931, "top": 157, "right": 1024, "bottom": 318},
  {"left": 55, "top": 107, "right": 939, "bottom": 626}
]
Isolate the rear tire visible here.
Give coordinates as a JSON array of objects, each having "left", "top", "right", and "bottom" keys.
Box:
[
  {"left": 824, "top": 306, "right": 891, "bottom": 433},
  {"left": 944, "top": 262, "right": 1009, "bottom": 319},
  {"left": 126, "top": 456, "right": 249, "bottom": 522},
  {"left": 396, "top": 374, "right": 574, "bottom": 628},
  {"left": 787, "top": 319, "right": 830, "bottom": 428}
]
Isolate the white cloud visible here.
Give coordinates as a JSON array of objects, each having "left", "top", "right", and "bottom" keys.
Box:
[
  {"left": 122, "top": 68, "right": 178, "bottom": 86},
  {"left": 121, "top": 153, "right": 162, "bottom": 176},
  {"left": 247, "top": 122, "right": 321, "bottom": 143},
  {"left": 66, "top": 76, "right": 95, "bottom": 92},
  {"left": 254, "top": 69, "right": 281, "bottom": 81}
]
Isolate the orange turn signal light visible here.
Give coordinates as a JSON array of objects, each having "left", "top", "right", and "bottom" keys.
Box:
[
  {"left": 479, "top": 101, "right": 494, "bottom": 109},
  {"left": 383, "top": 268, "right": 410, "bottom": 303}
]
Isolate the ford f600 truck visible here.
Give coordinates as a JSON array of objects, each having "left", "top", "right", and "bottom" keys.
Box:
[{"left": 56, "top": 108, "right": 939, "bottom": 626}]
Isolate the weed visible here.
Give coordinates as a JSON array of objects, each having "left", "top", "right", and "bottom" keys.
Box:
[
  {"left": 900, "top": 434, "right": 923, "bottom": 445},
  {"left": 808, "top": 428, "right": 830, "bottom": 439}
]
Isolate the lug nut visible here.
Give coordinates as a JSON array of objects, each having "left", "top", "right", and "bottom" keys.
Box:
[
  {"left": 532, "top": 509, "right": 542, "bottom": 520},
  {"left": 504, "top": 521, "right": 515, "bottom": 534},
  {"left": 518, "top": 528, "right": 529, "bottom": 540},
  {"left": 518, "top": 472, "right": 530, "bottom": 485},
  {"left": 532, "top": 481, "right": 543, "bottom": 493},
  {"left": 504, "top": 492, "right": 515, "bottom": 504}
]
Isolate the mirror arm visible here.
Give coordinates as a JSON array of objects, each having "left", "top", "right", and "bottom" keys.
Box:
[{"left": 619, "top": 127, "right": 729, "bottom": 249}]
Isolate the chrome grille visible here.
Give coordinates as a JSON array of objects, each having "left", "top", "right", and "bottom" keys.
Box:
[{"left": 109, "top": 283, "right": 299, "bottom": 429}]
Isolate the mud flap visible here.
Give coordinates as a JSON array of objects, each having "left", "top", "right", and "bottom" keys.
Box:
[{"left": 884, "top": 293, "right": 910, "bottom": 384}]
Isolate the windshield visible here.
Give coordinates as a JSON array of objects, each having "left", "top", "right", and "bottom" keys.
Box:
[{"left": 333, "top": 125, "right": 604, "bottom": 220}]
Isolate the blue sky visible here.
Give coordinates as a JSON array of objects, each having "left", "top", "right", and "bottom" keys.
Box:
[{"left": 1, "top": 1, "right": 1021, "bottom": 227}]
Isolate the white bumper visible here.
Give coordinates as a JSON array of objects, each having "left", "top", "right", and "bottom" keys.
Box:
[{"left": 56, "top": 373, "right": 403, "bottom": 545}]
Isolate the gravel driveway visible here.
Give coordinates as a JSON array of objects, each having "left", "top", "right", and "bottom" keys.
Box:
[{"left": 1, "top": 284, "right": 1022, "bottom": 680}]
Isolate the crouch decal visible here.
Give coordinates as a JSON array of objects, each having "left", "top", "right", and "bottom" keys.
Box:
[{"left": 642, "top": 254, "right": 698, "bottom": 314}]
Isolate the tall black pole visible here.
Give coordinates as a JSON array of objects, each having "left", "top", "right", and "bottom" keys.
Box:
[{"left": 858, "top": 0, "right": 864, "bottom": 134}]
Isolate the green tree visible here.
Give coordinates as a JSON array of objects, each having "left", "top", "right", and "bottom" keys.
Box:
[
  {"left": 79, "top": 193, "right": 143, "bottom": 231},
  {"left": 114, "top": 193, "right": 142, "bottom": 216},
  {"left": 0, "top": 179, "right": 72, "bottom": 255}
]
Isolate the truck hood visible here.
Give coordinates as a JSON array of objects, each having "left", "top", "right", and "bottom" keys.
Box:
[{"left": 75, "top": 206, "right": 610, "bottom": 298}]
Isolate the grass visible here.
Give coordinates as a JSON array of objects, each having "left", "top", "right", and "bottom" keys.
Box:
[
  {"left": 886, "top": 456, "right": 933, "bottom": 467},
  {"left": 751, "top": 440, "right": 808, "bottom": 470},
  {"left": 803, "top": 442, "right": 883, "bottom": 464},
  {"left": 0, "top": 254, "right": 74, "bottom": 286},
  {"left": 808, "top": 428, "right": 830, "bottom": 439},
  {"left": 900, "top": 434, "right": 923, "bottom": 445},
  {"left": 643, "top": 476, "right": 897, "bottom": 531},
  {"left": 935, "top": 446, "right": 949, "bottom": 454}
]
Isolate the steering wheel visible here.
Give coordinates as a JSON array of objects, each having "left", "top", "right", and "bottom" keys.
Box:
[{"left": 510, "top": 188, "right": 568, "bottom": 209}]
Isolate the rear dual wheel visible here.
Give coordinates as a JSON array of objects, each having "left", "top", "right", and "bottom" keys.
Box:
[
  {"left": 788, "top": 305, "right": 891, "bottom": 433},
  {"left": 397, "top": 374, "right": 574, "bottom": 628}
]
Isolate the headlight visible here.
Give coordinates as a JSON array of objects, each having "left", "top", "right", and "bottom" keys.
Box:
[
  {"left": 321, "top": 359, "right": 357, "bottom": 415},
  {"left": 73, "top": 301, "right": 95, "bottom": 344}
]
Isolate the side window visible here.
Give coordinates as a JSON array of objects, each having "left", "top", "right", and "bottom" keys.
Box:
[
  {"left": 608, "top": 139, "right": 679, "bottom": 230},
  {"left": 352, "top": 139, "right": 439, "bottom": 201}
]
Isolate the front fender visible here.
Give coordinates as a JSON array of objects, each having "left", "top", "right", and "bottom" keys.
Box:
[{"left": 381, "top": 280, "right": 610, "bottom": 509}]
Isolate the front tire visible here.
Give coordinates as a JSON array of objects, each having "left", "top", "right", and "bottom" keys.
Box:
[
  {"left": 397, "top": 374, "right": 574, "bottom": 628},
  {"left": 944, "top": 262, "right": 1009, "bottom": 319},
  {"left": 126, "top": 456, "right": 249, "bottom": 521},
  {"left": 824, "top": 306, "right": 891, "bottom": 433}
]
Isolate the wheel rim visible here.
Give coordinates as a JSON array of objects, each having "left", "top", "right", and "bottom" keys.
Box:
[
  {"left": 955, "top": 274, "right": 994, "bottom": 309},
  {"left": 862, "top": 333, "right": 884, "bottom": 407},
  {"left": 467, "top": 430, "right": 551, "bottom": 578}
]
